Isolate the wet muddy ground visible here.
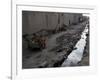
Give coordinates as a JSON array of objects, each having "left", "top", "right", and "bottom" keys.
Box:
[{"left": 22, "top": 21, "right": 89, "bottom": 69}]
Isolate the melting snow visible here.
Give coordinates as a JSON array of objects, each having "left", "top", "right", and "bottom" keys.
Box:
[{"left": 61, "top": 24, "right": 88, "bottom": 66}]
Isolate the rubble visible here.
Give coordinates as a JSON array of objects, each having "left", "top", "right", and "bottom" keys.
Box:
[{"left": 22, "top": 21, "right": 89, "bottom": 68}]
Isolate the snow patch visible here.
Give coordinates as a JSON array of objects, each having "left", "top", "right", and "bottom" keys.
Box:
[{"left": 62, "top": 24, "right": 88, "bottom": 66}]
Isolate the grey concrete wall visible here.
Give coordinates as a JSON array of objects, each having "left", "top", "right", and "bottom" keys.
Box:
[
  {"left": 22, "top": 11, "right": 82, "bottom": 34},
  {"left": 23, "top": 11, "right": 60, "bottom": 34},
  {"left": 72, "top": 14, "right": 82, "bottom": 24},
  {"left": 63, "top": 13, "right": 73, "bottom": 26},
  {"left": 63, "top": 13, "right": 82, "bottom": 26}
]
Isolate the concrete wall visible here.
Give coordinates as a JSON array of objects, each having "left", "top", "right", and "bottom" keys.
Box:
[
  {"left": 63, "top": 13, "right": 82, "bottom": 26},
  {"left": 22, "top": 11, "right": 47, "bottom": 34},
  {"left": 22, "top": 11, "right": 82, "bottom": 34},
  {"left": 23, "top": 11, "right": 60, "bottom": 34},
  {"left": 63, "top": 13, "right": 74, "bottom": 26}
]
